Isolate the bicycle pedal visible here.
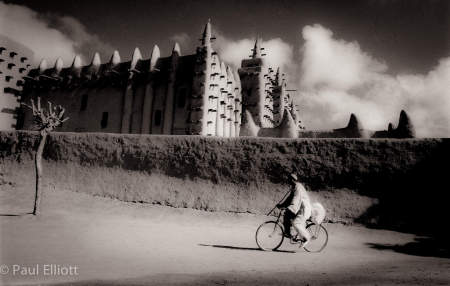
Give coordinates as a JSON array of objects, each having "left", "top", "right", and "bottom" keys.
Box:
[{"left": 289, "top": 238, "right": 301, "bottom": 244}]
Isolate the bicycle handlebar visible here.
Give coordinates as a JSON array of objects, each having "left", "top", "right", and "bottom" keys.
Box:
[
  {"left": 266, "top": 205, "right": 278, "bottom": 216},
  {"left": 267, "top": 189, "right": 291, "bottom": 216},
  {"left": 267, "top": 205, "right": 286, "bottom": 216}
]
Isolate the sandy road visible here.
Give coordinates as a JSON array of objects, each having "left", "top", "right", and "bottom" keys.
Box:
[{"left": 0, "top": 188, "right": 449, "bottom": 286}]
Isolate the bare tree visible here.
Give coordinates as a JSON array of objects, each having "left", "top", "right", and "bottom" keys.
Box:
[{"left": 24, "top": 97, "right": 69, "bottom": 215}]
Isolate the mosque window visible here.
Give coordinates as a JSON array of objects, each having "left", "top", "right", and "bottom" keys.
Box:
[
  {"left": 177, "top": 88, "right": 187, "bottom": 108},
  {"left": 154, "top": 110, "right": 162, "bottom": 126},
  {"left": 80, "top": 94, "right": 88, "bottom": 111},
  {"left": 101, "top": 112, "right": 108, "bottom": 129}
]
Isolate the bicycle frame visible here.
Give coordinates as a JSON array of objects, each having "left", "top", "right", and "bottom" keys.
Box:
[
  {"left": 274, "top": 208, "right": 284, "bottom": 224},
  {"left": 271, "top": 207, "right": 314, "bottom": 238},
  {"left": 257, "top": 204, "right": 328, "bottom": 252},
  {"left": 271, "top": 207, "right": 313, "bottom": 224}
]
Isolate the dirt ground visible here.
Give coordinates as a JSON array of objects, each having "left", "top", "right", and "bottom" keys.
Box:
[{"left": 1, "top": 186, "right": 449, "bottom": 286}]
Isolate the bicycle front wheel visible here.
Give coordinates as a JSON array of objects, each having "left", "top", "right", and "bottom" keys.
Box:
[
  {"left": 304, "top": 223, "right": 328, "bottom": 253},
  {"left": 255, "top": 221, "right": 284, "bottom": 251}
]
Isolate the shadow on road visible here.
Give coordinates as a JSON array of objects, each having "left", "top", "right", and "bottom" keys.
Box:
[
  {"left": 198, "top": 243, "right": 296, "bottom": 253},
  {"left": 356, "top": 140, "right": 450, "bottom": 260},
  {"left": 0, "top": 212, "right": 31, "bottom": 216},
  {"left": 367, "top": 236, "right": 450, "bottom": 259}
]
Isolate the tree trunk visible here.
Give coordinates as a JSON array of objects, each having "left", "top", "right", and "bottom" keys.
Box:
[{"left": 33, "top": 131, "right": 47, "bottom": 215}]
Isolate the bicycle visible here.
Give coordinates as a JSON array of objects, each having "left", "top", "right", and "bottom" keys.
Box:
[{"left": 255, "top": 206, "right": 328, "bottom": 252}]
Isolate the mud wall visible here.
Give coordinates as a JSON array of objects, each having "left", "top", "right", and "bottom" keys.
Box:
[{"left": 1, "top": 131, "right": 448, "bottom": 233}]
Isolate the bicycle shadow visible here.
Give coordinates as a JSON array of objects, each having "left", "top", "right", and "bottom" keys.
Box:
[
  {"left": 0, "top": 212, "right": 31, "bottom": 217},
  {"left": 198, "top": 243, "right": 296, "bottom": 253}
]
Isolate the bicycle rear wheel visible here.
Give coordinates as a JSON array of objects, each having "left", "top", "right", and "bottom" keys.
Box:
[
  {"left": 304, "top": 223, "right": 328, "bottom": 253},
  {"left": 255, "top": 221, "right": 284, "bottom": 251}
]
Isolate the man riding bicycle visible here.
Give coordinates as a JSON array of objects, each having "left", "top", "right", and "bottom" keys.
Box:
[{"left": 277, "top": 173, "right": 312, "bottom": 246}]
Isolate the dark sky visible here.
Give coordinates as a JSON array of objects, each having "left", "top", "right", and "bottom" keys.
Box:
[{"left": 5, "top": 0, "right": 449, "bottom": 74}]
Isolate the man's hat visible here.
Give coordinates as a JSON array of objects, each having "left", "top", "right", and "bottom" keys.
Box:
[{"left": 290, "top": 173, "right": 298, "bottom": 181}]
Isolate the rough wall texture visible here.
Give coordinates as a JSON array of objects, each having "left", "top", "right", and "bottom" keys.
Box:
[{"left": 0, "top": 131, "right": 448, "bottom": 234}]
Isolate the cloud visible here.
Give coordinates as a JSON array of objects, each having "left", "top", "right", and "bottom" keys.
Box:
[
  {"left": 0, "top": 1, "right": 113, "bottom": 67},
  {"left": 46, "top": 15, "right": 114, "bottom": 64},
  {"left": 209, "top": 25, "right": 450, "bottom": 137},
  {"left": 301, "top": 24, "right": 387, "bottom": 90},
  {"left": 2, "top": 2, "right": 446, "bottom": 137},
  {"left": 213, "top": 30, "right": 296, "bottom": 79},
  {"left": 298, "top": 24, "right": 450, "bottom": 137},
  {"left": 395, "top": 58, "right": 450, "bottom": 137}
]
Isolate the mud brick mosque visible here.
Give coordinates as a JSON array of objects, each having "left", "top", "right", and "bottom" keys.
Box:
[
  {"left": 2, "top": 21, "right": 414, "bottom": 138},
  {"left": 0, "top": 35, "right": 33, "bottom": 131},
  {"left": 15, "top": 21, "right": 301, "bottom": 137}
]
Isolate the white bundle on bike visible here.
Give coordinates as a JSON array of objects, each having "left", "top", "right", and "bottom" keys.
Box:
[{"left": 311, "top": 202, "right": 326, "bottom": 225}]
